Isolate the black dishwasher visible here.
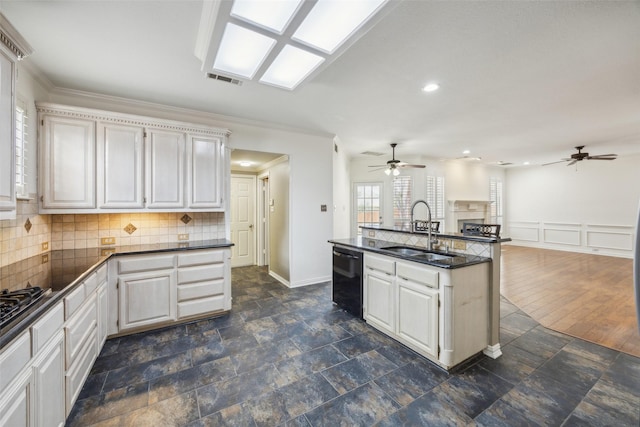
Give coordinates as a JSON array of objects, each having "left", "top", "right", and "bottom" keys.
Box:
[{"left": 332, "top": 246, "right": 363, "bottom": 319}]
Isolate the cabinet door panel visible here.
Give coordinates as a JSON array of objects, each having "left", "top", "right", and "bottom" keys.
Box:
[
  {"left": 41, "top": 116, "right": 95, "bottom": 209},
  {"left": 98, "top": 123, "right": 144, "bottom": 208},
  {"left": 0, "top": 372, "right": 31, "bottom": 427},
  {"left": 365, "top": 273, "right": 395, "bottom": 333},
  {"left": 118, "top": 271, "right": 176, "bottom": 331},
  {"left": 188, "top": 136, "right": 222, "bottom": 208},
  {"left": 33, "top": 334, "right": 65, "bottom": 427},
  {"left": 397, "top": 281, "right": 439, "bottom": 358},
  {"left": 146, "top": 129, "right": 185, "bottom": 208}
]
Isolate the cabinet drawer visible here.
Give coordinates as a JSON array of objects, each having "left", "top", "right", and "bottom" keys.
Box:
[
  {"left": 84, "top": 271, "right": 98, "bottom": 295},
  {"left": 397, "top": 262, "right": 439, "bottom": 289},
  {"left": 66, "top": 328, "right": 97, "bottom": 416},
  {"left": 117, "top": 254, "right": 175, "bottom": 274},
  {"left": 177, "top": 250, "right": 225, "bottom": 267},
  {"left": 32, "top": 302, "right": 64, "bottom": 354},
  {"left": 178, "top": 264, "right": 224, "bottom": 284},
  {"left": 178, "top": 295, "right": 225, "bottom": 319},
  {"left": 65, "top": 294, "right": 97, "bottom": 368},
  {"left": 0, "top": 331, "right": 30, "bottom": 391},
  {"left": 365, "top": 254, "right": 395, "bottom": 275},
  {"left": 178, "top": 279, "right": 224, "bottom": 301},
  {"left": 64, "top": 283, "right": 86, "bottom": 319}
]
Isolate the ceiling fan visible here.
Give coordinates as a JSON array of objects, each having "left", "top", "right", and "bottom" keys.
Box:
[
  {"left": 369, "top": 143, "right": 426, "bottom": 175},
  {"left": 542, "top": 145, "right": 617, "bottom": 166}
]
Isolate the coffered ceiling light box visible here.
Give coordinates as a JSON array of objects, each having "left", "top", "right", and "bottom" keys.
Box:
[{"left": 198, "top": 0, "right": 393, "bottom": 90}]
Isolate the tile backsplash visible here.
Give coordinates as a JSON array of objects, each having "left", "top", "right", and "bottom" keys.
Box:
[
  {"left": 0, "top": 199, "right": 51, "bottom": 268},
  {"left": 0, "top": 201, "right": 226, "bottom": 269}
]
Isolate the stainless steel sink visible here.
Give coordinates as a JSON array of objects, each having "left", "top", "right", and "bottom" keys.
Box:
[
  {"left": 380, "top": 246, "right": 426, "bottom": 256},
  {"left": 381, "top": 246, "right": 457, "bottom": 262},
  {"left": 411, "top": 252, "right": 455, "bottom": 261}
]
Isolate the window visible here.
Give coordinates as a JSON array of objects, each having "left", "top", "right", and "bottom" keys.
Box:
[
  {"left": 490, "top": 177, "right": 503, "bottom": 225},
  {"left": 393, "top": 175, "right": 412, "bottom": 228},
  {"left": 354, "top": 182, "right": 382, "bottom": 235},
  {"left": 426, "top": 175, "right": 445, "bottom": 224},
  {"left": 15, "top": 100, "right": 28, "bottom": 198}
]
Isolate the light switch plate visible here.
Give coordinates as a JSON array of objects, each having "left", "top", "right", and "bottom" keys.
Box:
[
  {"left": 41, "top": 241, "right": 49, "bottom": 251},
  {"left": 101, "top": 237, "right": 116, "bottom": 245},
  {"left": 178, "top": 234, "right": 189, "bottom": 241}
]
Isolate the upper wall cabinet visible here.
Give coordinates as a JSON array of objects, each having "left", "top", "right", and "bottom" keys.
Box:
[
  {"left": 0, "top": 14, "right": 33, "bottom": 219},
  {"left": 36, "top": 103, "right": 230, "bottom": 213}
]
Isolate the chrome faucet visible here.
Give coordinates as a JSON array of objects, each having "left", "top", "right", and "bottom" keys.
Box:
[{"left": 410, "top": 199, "right": 436, "bottom": 250}]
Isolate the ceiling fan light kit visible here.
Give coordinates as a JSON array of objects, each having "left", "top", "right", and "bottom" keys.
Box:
[{"left": 369, "top": 143, "right": 426, "bottom": 175}]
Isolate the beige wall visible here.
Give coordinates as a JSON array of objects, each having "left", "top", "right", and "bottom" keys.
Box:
[{"left": 268, "top": 160, "right": 290, "bottom": 283}]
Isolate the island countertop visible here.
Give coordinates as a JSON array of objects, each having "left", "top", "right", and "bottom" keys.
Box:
[
  {"left": 359, "top": 224, "right": 512, "bottom": 243},
  {"left": 329, "top": 236, "right": 491, "bottom": 269}
]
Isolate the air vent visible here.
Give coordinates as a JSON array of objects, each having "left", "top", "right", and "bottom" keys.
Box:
[
  {"left": 497, "top": 161, "right": 513, "bottom": 166},
  {"left": 361, "top": 151, "right": 385, "bottom": 156},
  {"left": 207, "top": 73, "right": 243, "bottom": 86}
]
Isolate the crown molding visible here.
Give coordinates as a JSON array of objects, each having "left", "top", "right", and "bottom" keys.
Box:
[{"left": 0, "top": 12, "right": 34, "bottom": 60}]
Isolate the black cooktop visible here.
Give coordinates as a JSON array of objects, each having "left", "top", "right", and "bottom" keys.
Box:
[{"left": 0, "top": 287, "right": 46, "bottom": 329}]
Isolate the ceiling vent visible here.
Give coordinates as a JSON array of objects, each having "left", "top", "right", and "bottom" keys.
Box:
[
  {"left": 361, "top": 151, "right": 385, "bottom": 156},
  {"left": 497, "top": 161, "right": 513, "bottom": 166},
  {"left": 207, "top": 73, "right": 243, "bottom": 86}
]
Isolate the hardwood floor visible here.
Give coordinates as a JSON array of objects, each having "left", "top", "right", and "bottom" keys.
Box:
[{"left": 501, "top": 245, "right": 640, "bottom": 357}]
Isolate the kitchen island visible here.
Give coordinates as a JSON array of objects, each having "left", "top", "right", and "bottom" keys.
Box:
[{"left": 330, "top": 225, "right": 510, "bottom": 370}]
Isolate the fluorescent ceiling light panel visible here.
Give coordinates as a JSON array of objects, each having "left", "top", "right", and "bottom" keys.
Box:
[
  {"left": 292, "top": 0, "right": 387, "bottom": 53},
  {"left": 213, "top": 23, "right": 275, "bottom": 79},
  {"left": 260, "top": 45, "right": 325, "bottom": 89},
  {"left": 230, "top": 0, "right": 303, "bottom": 34}
]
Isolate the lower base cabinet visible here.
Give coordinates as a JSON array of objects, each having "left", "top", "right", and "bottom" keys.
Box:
[
  {"left": 364, "top": 252, "right": 489, "bottom": 370},
  {"left": 0, "top": 370, "right": 31, "bottom": 427},
  {"left": 33, "top": 332, "right": 65, "bottom": 427}
]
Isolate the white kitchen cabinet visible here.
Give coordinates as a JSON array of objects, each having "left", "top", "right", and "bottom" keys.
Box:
[
  {"left": 0, "top": 370, "right": 31, "bottom": 427},
  {"left": 363, "top": 254, "right": 395, "bottom": 334},
  {"left": 176, "top": 248, "right": 231, "bottom": 319},
  {"left": 40, "top": 115, "right": 96, "bottom": 209},
  {"left": 37, "top": 103, "right": 229, "bottom": 213},
  {"left": 0, "top": 48, "right": 16, "bottom": 218},
  {"left": 115, "top": 254, "right": 177, "bottom": 332},
  {"left": 187, "top": 135, "right": 223, "bottom": 209},
  {"left": 32, "top": 332, "right": 65, "bottom": 427},
  {"left": 97, "top": 281, "right": 109, "bottom": 350},
  {"left": 363, "top": 251, "right": 490, "bottom": 370},
  {"left": 145, "top": 128, "right": 185, "bottom": 209},
  {"left": 97, "top": 122, "right": 144, "bottom": 209}
]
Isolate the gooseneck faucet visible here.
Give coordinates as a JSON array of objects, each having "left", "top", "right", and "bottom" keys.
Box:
[{"left": 410, "top": 199, "right": 435, "bottom": 250}]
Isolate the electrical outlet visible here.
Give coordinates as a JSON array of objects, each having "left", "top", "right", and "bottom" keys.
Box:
[
  {"left": 101, "top": 237, "right": 116, "bottom": 245},
  {"left": 453, "top": 240, "right": 467, "bottom": 250},
  {"left": 178, "top": 233, "right": 189, "bottom": 241},
  {"left": 41, "top": 241, "right": 49, "bottom": 251},
  {"left": 101, "top": 248, "right": 116, "bottom": 256},
  {"left": 41, "top": 254, "right": 49, "bottom": 264},
  {"left": 368, "top": 230, "right": 375, "bottom": 237}
]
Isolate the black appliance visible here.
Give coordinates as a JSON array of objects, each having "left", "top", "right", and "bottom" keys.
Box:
[
  {"left": 332, "top": 246, "right": 363, "bottom": 319},
  {"left": 0, "top": 287, "right": 45, "bottom": 329}
]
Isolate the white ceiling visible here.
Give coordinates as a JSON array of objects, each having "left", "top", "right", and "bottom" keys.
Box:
[{"left": 2, "top": 0, "right": 639, "bottom": 167}]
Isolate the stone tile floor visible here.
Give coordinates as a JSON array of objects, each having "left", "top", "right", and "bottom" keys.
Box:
[{"left": 66, "top": 266, "right": 640, "bottom": 426}]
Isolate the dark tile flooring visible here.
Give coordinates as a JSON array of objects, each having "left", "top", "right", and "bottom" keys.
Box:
[{"left": 66, "top": 266, "right": 640, "bottom": 426}]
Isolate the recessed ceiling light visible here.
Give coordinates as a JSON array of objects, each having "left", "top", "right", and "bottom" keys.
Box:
[
  {"left": 260, "top": 45, "right": 325, "bottom": 90},
  {"left": 231, "top": 0, "right": 303, "bottom": 34},
  {"left": 239, "top": 161, "right": 252, "bottom": 167},
  {"left": 422, "top": 83, "right": 440, "bottom": 93},
  {"left": 523, "top": 161, "right": 530, "bottom": 165},
  {"left": 462, "top": 150, "right": 470, "bottom": 155},
  {"left": 213, "top": 23, "right": 275, "bottom": 79},
  {"left": 292, "top": 0, "right": 387, "bottom": 54}
]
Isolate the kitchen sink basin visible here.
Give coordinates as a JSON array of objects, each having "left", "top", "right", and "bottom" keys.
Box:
[
  {"left": 381, "top": 246, "right": 457, "bottom": 262},
  {"left": 380, "top": 246, "right": 426, "bottom": 256}
]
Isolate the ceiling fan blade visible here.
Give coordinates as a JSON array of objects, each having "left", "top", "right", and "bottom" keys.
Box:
[
  {"left": 566, "top": 159, "right": 578, "bottom": 166},
  {"left": 368, "top": 167, "right": 388, "bottom": 172},
  {"left": 399, "top": 164, "right": 426, "bottom": 168},
  {"left": 368, "top": 165, "right": 388, "bottom": 167},
  {"left": 587, "top": 154, "right": 617, "bottom": 160},
  {"left": 541, "top": 159, "right": 569, "bottom": 166}
]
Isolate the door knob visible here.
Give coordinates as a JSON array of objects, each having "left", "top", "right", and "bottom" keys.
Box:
[{"left": 249, "top": 224, "right": 254, "bottom": 229}]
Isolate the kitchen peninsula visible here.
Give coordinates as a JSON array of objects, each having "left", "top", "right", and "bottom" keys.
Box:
[{"left": 330, "top": 224, "right": 510, "bottom": 370}]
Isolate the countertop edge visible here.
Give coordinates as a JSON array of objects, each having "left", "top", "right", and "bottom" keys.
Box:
[{"left": 359, "top": 225, "right": 512, "bottom": 243}]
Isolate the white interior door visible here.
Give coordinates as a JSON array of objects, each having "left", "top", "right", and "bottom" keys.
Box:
[{"left": 231, "top": 175, "right": 256, "bottom": 267}]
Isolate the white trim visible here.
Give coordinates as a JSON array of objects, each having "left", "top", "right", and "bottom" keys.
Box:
[
  {"left": 289, "top": 275, "right": 332, "bottom": 288},
  {"left": 483, "top": 343, "right": 502, "bottom": 359},
  {"left": 269, "top": 270, "right": 290, "bottom": 287}
]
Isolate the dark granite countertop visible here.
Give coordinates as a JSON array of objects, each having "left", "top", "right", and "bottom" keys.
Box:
[
  {"left": 0, "top": 239, "right": 233, "bottom": 349},
  {"left": 329, "top": 237, "right": 491, "bottom": 269},
  {"left": 360, "top": 225, "right": 512, "bottom": 243}
]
